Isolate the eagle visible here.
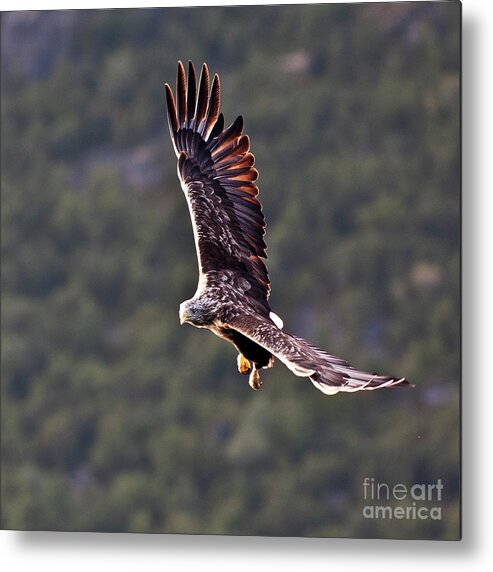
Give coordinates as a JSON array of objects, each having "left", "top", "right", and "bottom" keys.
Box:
[{"left": 164, "top": 61, "right": 411, "bottom": 395}]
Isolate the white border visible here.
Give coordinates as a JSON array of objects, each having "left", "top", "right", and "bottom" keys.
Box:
[
  {"left": 2, "top": 0, "right": 493, "bottom": 570},
  {"left": 0, "top": 0, "right": 439, "bottom": 9}
]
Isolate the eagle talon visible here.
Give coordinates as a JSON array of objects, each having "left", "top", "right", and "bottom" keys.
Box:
[
  {"left": 237, "top": 354, "right": 251, "bottom": 375},
  {"left": 249, "top": 368, "right": 262, "bottom": 390}
]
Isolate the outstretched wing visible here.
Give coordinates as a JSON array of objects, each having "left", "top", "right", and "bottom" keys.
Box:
[
  {"left": 165, "top": 61, "right": 270, "bottom": 316},
  {"left": 227, "top": 313, "right": 412, "bottom": 395}
]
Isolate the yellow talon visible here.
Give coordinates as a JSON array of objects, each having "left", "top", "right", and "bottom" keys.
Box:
[
  {"left": 249, "top": 368, "right": 262, "bottom": 390},
  {"left": 237, "top": 354, "right": 251, "bottom": 375}
]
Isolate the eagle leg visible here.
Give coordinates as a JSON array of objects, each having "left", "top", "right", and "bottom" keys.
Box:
[
  {"left": 237, "top": 354, "right": 251, "bottom": 375},
  {"left": 248, "top": 365, "right": 262, "bottom": 391}
]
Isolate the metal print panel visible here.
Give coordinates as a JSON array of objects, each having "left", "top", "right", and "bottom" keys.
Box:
[{"left": 1, "top": 1, "right": 461, "bottom": 539}]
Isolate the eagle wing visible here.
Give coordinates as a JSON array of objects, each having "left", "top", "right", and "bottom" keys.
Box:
[
  {"left": 226, "top": 313, "right": 411, "bottom": 395},
  {"left": 165, "top": 61, "right": 270, "bottom": 316}
]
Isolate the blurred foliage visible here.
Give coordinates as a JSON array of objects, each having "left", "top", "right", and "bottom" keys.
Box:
[{"left": 1, "top": 3, "right": 460, "bottom": 539}]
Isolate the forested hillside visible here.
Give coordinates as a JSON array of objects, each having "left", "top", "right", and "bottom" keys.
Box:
[{"left": 1, "top": 3, "right": 460, "bottom": 539}]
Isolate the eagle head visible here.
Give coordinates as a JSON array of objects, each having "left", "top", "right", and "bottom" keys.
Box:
[{"left": 179, "top": 298, "right": 214, "bottom": 327}]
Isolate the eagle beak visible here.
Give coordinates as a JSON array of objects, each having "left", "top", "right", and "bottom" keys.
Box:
[{"left": 179, "top": 307, "right": 187, "bottom": 325}]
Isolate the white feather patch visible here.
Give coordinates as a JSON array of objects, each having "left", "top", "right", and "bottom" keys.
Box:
[{"left": 269, "top": 311, "right": 284, "bottom": 329}]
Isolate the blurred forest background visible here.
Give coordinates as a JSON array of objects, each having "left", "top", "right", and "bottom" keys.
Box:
[{"left": 1, "top": 3, "right": 460, "bottom": 539}]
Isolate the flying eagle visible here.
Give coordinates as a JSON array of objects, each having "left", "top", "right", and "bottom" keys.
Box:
[{"left": 165, "top": 61, "right": 410, "bottom": 395}]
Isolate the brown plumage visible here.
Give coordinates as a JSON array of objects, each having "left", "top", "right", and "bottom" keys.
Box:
[{"left": 165, "top": 61, "right": 412, "bottom": 395}]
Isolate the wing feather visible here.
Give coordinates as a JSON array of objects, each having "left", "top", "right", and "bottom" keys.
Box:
[
  {"left": 202, "top": 74, "right": 220, "bottom": 139},
  {"left": 177, "top": 61, "right": 187, "bottom": 127},
  {"left": 208, "top": 112, "right": 224, "bottom": 141},
  {"left": 194, "top": 63, "right": 210, "bottom": 132},
  {"left": 186, "top": 61, "right": 197, "bottom": 128},
  {"left": 208, "top": 115, "right": 244, "bottom": 153},
  {"left": 227, "top": 314, "right": 412, "bottom": 395},
  {"left": 165, "top": 84, "right": 179, "bottom": 141},
  {"left": 165, "top": 61, "right": 270, "bottom": 316}
]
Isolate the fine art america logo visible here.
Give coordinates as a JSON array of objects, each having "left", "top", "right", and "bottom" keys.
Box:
[{"left": 362, "top": 477, "right": 443, "bottom": 521}]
